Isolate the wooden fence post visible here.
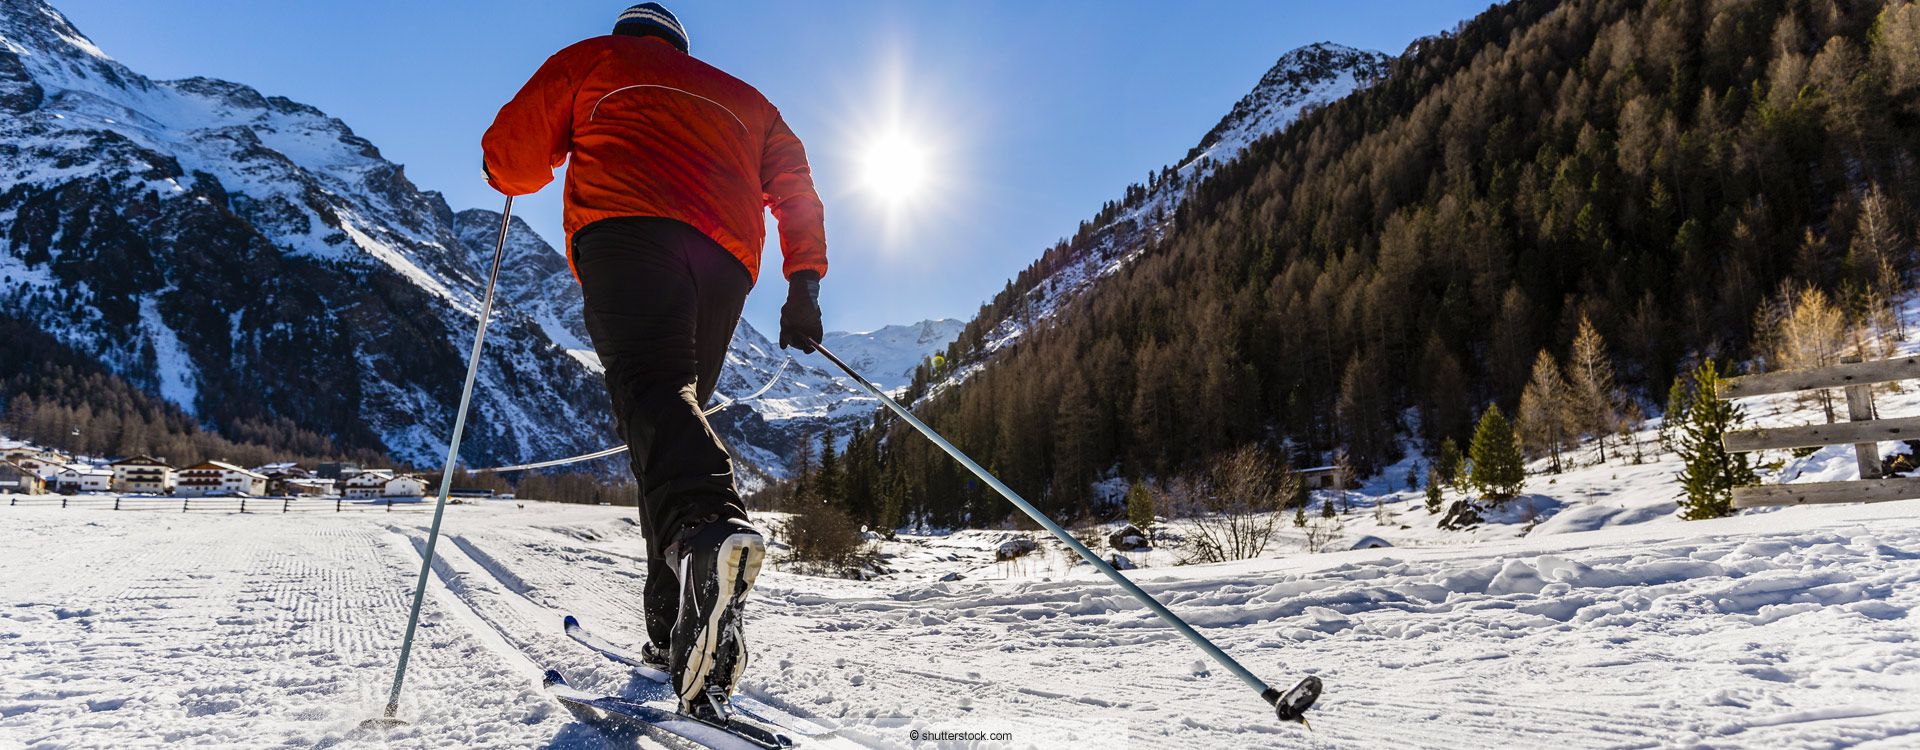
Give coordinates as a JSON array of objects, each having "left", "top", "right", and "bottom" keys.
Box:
[
  {"left": 336, "top": 497, "right": 342, "bottom": 513},
  {"left": 1842, "top": 355, "right": 1884, "bottom": 480},
  {"left": 240, "top": 497, "right": 247, "bottom": 514},
  {"left": 182, "top": 498, "right": 188, "bottom": 513},
  {"left": 114, "top": 497, "right": 120, "bottom": 511},
  {"left": 61, "top": 496, "right": 67, "bottom": 509},
  {"left": 283, "top": 497, "right": 290, "bottom": 513}
]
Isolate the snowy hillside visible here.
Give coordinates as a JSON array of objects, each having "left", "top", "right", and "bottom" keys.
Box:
[
  {"left": 0, "top": 0, "right": 617, "bottom": 469},
  {"left": 937, "top": 43, "right": 1389, "bottom": 388}
]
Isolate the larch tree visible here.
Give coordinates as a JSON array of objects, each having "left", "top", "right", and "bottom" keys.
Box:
[
  {"left": 1774, "top": 287, "right": 1848, "bottom": 422},
  {"left": 1567, "top": 316, "right": 1622, "bottom": 462},
  {"left": 1518, "top": 350, "right": 1575, "bottom": 474}
]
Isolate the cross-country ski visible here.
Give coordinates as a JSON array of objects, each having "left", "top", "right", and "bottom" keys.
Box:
[{"left": 8, "top": 0, "right": 1920, "bottom": 748}]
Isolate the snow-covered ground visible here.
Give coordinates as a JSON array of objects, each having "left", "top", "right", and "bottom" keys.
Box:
[{"left": 3, "top": 487, "right": 1917, "bottom": 749}]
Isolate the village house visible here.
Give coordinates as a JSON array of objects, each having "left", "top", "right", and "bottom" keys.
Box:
[
  {"left": 177, "top": 461, "right": 268, "bottom": 497},
  {"left": 4, "top": 447, "right": 71, "bottom": 480},
  {"left": 253, "top": 462, "right": 317, "bottom": 496},
  {"left": 315, "top": 462, "right": 361, "bottom": 481},
  {"left": 110, "top": 455, "right": 176, "bottom": 494},
  {"left": 53, "top": 464, "right": 115, "bottom": 494},
  {"left": 0, "top": 461, "right": 46, "bottom": 495},
  {"left": 283, "top": 477, "right": 337, "bottom": 496},
  {"left": 1298, "top": 465, "right": 1343, "bottom": 490},
  {"left": 342, "top": 470, "right": 427, "bottom": 499}
]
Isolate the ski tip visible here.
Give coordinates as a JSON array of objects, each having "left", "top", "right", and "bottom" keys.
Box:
[
  {"left": 563, "top": 614, "right": 580, "bottom": 630},
  {"left": 1266, "top": 675, "right": 1323, "bottom": 725},
  {"left": 542, "top": 668, "right": 568, "bottom": 688}
]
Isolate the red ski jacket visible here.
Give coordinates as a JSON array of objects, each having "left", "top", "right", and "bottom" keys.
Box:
[{"left": 482, "top": 35, "right": 827, "bottom": 284}]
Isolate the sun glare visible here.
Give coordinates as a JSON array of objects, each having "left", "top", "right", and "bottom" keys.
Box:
[{"left": 861, "top": 132, "right": 929, "bottom": 202}]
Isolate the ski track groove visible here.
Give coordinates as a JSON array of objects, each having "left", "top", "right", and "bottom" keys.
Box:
[{"left": 7, "top": 503, "right": 1920, "bottom": 747}]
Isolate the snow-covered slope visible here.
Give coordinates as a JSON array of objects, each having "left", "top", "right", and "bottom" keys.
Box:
[
  {"left": 0, "top": 0, "right": 619, "bottom": 469},
  {"left": 817, "top": 319, "right": 963, "bottom": 392},
  {"left": 943, "top": 43, "right": 1390, "bottom": 386}
]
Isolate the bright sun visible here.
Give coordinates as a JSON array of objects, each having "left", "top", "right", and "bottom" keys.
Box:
[{"left": 860, "top": 132, "right": 929, "bottom": 202}]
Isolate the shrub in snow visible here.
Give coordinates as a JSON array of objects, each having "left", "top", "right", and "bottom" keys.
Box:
[
  {"left": 1166, "top": 445, "right": 1299, "bottom": 563},
  {"left": 779, "top": 500, "right": 879, "bottom": 578},
  {"left": 1108, "top": 553, "right": 1136, "bottom": 570}
]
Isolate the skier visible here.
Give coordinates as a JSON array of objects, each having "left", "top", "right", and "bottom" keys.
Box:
[{"left": 481, "top": 2, "right": 827, "bottom": 721}]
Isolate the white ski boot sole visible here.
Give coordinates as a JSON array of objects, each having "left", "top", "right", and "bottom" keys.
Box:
[{"left": 677, "top": 532, "right": 766, "bottom": 709}]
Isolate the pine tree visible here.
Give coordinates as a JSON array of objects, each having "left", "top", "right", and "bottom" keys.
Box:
[
  {"left": 1675, "top": 361, "right": 1759, "bottom": 520},
  {"left": 1660, "top": 376, "right": 1691, "bottom": 453},
  {"left": 1437, "top": 437, "right": 1465, "bottom": 494},
  {"left": 1469, "top": 405, "right": 1525, "bottom": 504},
  {"left": 1424, "top": 467, "right": 1444, "bottom": 513},
  {"left": 1518, "top": 350, "right": 1574, "bottom": 473},
  {"left": 1567, "top": 316, "right": 1621, "bottom": 462},
  {"left": 816, "top": 430, "right": 840, "bottom": 503},
  {"left": 1126, "top": 481, "right": 1155, "bottom": 530}
]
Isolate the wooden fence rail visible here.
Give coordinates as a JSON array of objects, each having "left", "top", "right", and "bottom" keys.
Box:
[
  {"left": 4, "top": 495, "right": 431, "bottom": 513},
  {"left": 1721, "top": 355, "right": 1917, "bottom": 508}
]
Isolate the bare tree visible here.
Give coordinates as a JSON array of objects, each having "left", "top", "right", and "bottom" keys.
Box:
[{"left": 1170, "top": 445, "right": 1299, "bottom": 563}]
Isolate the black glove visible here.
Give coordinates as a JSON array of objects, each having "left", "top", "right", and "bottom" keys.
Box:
[{"left": 779, "top": 270, "right": 823, "bottom": 353}]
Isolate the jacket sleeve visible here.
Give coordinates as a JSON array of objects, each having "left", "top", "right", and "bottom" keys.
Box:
[
  {"left": 481, "top": 49, "right": 578, "bottom": 197},
  {"left": 761, "top": 112, "right": 828, "bottom": 280}
]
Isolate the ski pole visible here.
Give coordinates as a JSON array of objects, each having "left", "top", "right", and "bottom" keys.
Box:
[
  {"left": 366, "top": 196, "right": 515, "bottom": 728},
  {"left": 808, "top": 343, "right": 1323, "bottom": 724}
]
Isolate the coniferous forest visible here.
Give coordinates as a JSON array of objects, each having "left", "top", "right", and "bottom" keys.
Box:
[{"left": 792, "top": 0, "right": 1920, "bottom": 531}]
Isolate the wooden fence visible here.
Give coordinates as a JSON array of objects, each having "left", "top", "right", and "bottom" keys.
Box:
[
  {"left": 5, "top": 494, "right": 431, "bottom": 513},
  {"left": 1721, "top": 355, "right": 1920, "bottom": 508}
]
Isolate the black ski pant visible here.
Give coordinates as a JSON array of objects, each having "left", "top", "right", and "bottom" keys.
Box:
[{"left": 573, "top": 216, "right": 752, "bottom": 649}]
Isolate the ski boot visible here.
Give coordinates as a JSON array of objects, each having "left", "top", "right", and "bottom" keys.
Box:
[{"left": 667, "top": 518, "right": 766, "bottom": 714}]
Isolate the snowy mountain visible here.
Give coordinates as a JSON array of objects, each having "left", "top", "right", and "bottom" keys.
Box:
[
  {"left": 938, "top": 42, "right": 1390, "bottom": 385},
  {"left": 0, "top": 0, "right": 957, "bottom": 484},
  {"left": 0, "top": 0, "right": 620, "bottom": 470},
  {"left": 818, "top": 319, "right": 963, "bottom": 392}
]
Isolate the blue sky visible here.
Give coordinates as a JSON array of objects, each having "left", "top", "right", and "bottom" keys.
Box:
[{"left": 55, "top": 1, "right": 1490, "bottom": 335}]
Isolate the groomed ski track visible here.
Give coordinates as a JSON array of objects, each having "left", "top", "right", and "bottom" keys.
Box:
[{"left": 4, "top": 500, "right": 1920, "bottom": 748}]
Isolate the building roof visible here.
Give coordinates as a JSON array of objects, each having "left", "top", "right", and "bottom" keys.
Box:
[
  {"left": 110, "top": 454, "right": 172, "bottom": 468},
  {"left": 184, "top": 461, "right": 269, "bottom": 479},
  {"left": 57, "top": 464, "right": 114, "bottom": 478}
]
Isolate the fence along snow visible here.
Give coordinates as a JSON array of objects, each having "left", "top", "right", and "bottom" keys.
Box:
[{"left": 1721, "top": 355, "right": 1920, "bottom": 508}]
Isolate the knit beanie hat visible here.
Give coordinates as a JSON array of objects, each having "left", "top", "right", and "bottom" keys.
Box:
[{"left": 613, "top": 3, "right": 689, "bottom": 53}]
